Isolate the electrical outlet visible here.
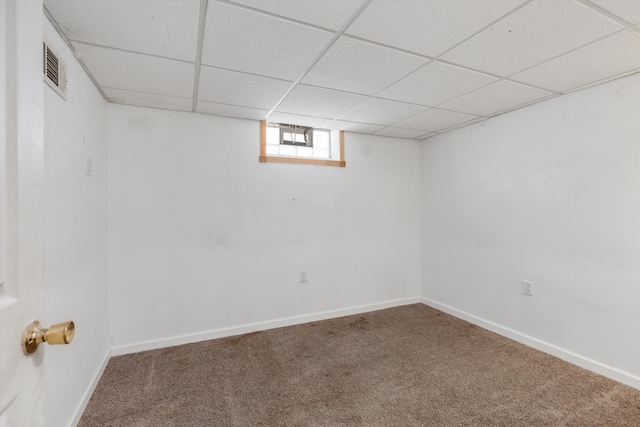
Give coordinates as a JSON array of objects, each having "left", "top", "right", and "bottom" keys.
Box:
[
  {"left": 522, "top": 280, "right": 533, "bottom": 296},
  {"left": 85, "top": 156, "right": 93, "bottom": 177},
  {"left": 300, "top": 270, "right": 308, "bottom": 283}
]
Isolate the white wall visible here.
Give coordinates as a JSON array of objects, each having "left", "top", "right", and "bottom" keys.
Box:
[
  {"left": 43, "top": 19, "right": 110, "bottom": 427},
  {"left": 421, "top": 72, "right": 640, "bottom": 386},
  {"left": 108, "top": 105, "right": 421, "bottom": 351}
]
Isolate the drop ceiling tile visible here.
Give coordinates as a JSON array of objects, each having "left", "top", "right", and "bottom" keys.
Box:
[
  {"left": 374, "top": 127, "right": 427, "bottom": 139},
  {"left": 104, "top": 88, "right": 192, "bottom": 111},
  {"left": 198, "top": 66, "right": 293, "bottom": 110},
  {"left": 394, "top": 108, "right": 479, "bottom": 132},
  {"left": 302, "top": 37, "right": 427, "bottom": 95},
  {"left": 512, "top": 30, "right": 640, "bottom": 93},
  {"left": 227, "top": 0, "right": 365, "bottom": 30},
  {"left": 440, "top": 80, "right": 554, "bottom": 116},
  {"left": 44, "top": 0, "right": 199, "bottom": 61},
  {"left": 345, "top": 0, "right": 525, "bottom": 57},
  {"left": 267, "top": 112, "right": 331, "bottom": 128},
  {"left": 379, "top": 61, "right": 498, "bottom": 107},
  {"left": 201, "top": 2, "right": 333, "bottom": 81},
  {"left": 196, "top": 101, "right": 269, "bottom": 121},
  {"left": 323, "top": 120, "right": 384, "bottom": 134},
  {"left": 589, "top": 0, "right": 640, "bottom": 24},
  {"left": 340, "top": 98, "right": 427, "bottom": 126},
  {"left": 276, "top": 84, "right": 369, "bottom": 119},
  {"left": 441, "top": 0, "right": 623, "bottom": 76},
  {"left": 73, "top": 43, "right": 195, "bottom": 98}
]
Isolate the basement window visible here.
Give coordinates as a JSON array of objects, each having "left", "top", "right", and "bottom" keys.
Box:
[{"left": 260, "top": 121, "right": 345, "bottom": 167}]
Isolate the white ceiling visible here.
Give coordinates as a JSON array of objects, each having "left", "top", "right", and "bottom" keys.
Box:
[{"left": 44, "top": 0, "right": 640, "bottom": 140}]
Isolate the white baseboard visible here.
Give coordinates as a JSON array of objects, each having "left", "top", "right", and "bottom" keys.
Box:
[
  {"left": 421, "top": 297, "right": 640, "bottom": 391},
  {"left": 70, "top": 348, "right": 111, "bottom": 427},
  {"left": 111, "top": 297, "right": 422, "bottom": 357}
]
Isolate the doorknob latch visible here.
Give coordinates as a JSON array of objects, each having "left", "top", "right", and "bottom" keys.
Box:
[{"left": 22, "top": 320, "right": 75, "bottom": 355}]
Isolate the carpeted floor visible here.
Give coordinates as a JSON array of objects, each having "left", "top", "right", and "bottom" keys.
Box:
[{"left": 79, "top": 304, "right": 640, "bottom": 426}]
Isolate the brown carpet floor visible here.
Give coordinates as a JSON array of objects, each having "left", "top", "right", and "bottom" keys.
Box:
[{"left": 79, "top": 304, "right": 640, "bottom": 426}]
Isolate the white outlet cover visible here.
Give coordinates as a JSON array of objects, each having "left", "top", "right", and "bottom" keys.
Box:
[
  {"left": 86, "top": 156, "right": 93, "bottom": 177},
  {"left": 523, "top": 280, "right": 533, "bottom": 296}
]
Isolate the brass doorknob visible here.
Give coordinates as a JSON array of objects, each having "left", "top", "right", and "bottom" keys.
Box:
[{"left": 22, "top": 320, "right": 75, "bottom": 355}]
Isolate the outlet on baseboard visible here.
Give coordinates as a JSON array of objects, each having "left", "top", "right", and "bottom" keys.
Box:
[{"left": 522, "top": 280, "right": 534, "bottom": 296}]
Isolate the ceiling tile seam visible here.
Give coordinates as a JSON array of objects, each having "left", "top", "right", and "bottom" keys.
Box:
[
  {"left": 493, "top": 78, "right": 562, "bottom": 96},
  {"left": 335, "top": 1, "right": 533, "bottom": 101},
  {"left": 384, "top": 111, "right": 438, "bottom": 132},
  {"left": 329, "top": 41, "right": 437, "bottom": 123},
  {"left": 197, "top": 98, "right": 272, "bottom": 111},
  {"left": 197, "top": 99, "right": 272, "bottom": 112},
  {"left": 380, "top": 103, "right": 485, "bottom": 133},
  {"left": 109, "top": 102, "right": 191, "bottom": 113},
  {"left": 199, "top": 64, "right": 295, "bottom": 84},
  {"left": 364, "top": 0, "right": 537, "bottom": 103},
  {"left": 417, "top": 60, "right": 562, "bottom": 97},
  {"left": 355, "top": 3, "right": 551, "bottom": 123},
  {"left": 322, "top": 118, "right": 384, "bottom": 126},
  {"left": 346, "top": 130, "right": 379, "bottom": 136},
  {"left": 559, "top": 68, "right": 640, "bottom": 95},
  {"left": 265, "top": 0, "right": 373, "bottom": 120},
  {"left": 43, "top": 6, "right": 109, "bottom": 103},
  {"left": 363, "top": 56, "right": 435, "bottom": 95},
  {"left": 329, "top": 97, "right": 422, "bottom": 126},
  {"left": 339, "top": 0, "right": 535, "bottom": 62},
  {"left": 363, "top": 59, "right": 502, "bottom": 111},
  {"left": 411, "top": 78, "right": 555, "bottom": 117},
  {"left": 289, "top": 81, "right": 431, "bottom": 104},
  {"left": 214, "top": 0, "right": 348, "bottom": 34},
  {"left": 386, "top": 122, "right": 456, "bottom": 134},
  {"left": 373, "top": 129, "right": 430, "bottom": 139},
  {"left": 434, "top": 118, "right": 488, "bottom": 134},
  {"left": 504, "top": 28, "right": 631, "bottom": 84},
  {"left": 192, "top": 111, "right": 264, "bottom": 122},
  {"left": 325, "top": 33, "right": 437, "bottom": 97},
  {"left": 373, "top": 125, "right": 433, "bottom": 139},
  {"left": 192, "top": 0, "right": 209, "bottom": 112},
  {"left": 100, "top": 86, "right": 193, "bottom": 101},
  {"left": 322, "top": 118, "right": 384, "bottom": 129},
  {"left": 200, "top": 99, "right": 269, "bottom": 115},
  {"left": 485, "top": 93, "right": 560, "bottom": 118},
  {"left": 70, "top": 40, "right": 196, "bottom": 65},
  {"left": 425, "top": 118, "right": 489, "bottom": 139},
  {"left": 574, "top": 0, "right": 640, "bottom": 35},
  {"left": 273, "top": 112, "right": 334, "bottom": 122},
  {"left": 359, "top": 0, "right": 550, "bottom": 111},
  {"left": 339, "top": 33, "right": 433, "bottom": 61},
  {"left": 384, "top": 114, "right": 476, "bottom": 135},
  {"left": 427, "top": 106, "right": 486, "bottom": 118},
  {"left": 431, "top": 58, "right": 532, "bottom": 84},
  {"left": 429, "top": 0, "right": 536, "bottom": 59},
  {"left": 372, "top": 93, "right": 439, "bottom": 108}
]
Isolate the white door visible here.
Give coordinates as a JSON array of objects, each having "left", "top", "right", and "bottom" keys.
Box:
[{"left": 0, "top": 0, "right": 46, "bottom": 425}]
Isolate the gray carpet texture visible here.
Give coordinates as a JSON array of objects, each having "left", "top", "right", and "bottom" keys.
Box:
[{"left": 79, "top": 304, "right": 640, "bottom": 426}]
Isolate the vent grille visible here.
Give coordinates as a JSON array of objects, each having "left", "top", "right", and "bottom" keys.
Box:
[
  {"left": 45, "top": 46, "right": 59, "bottom": 86},
  {"left": 43, "top": 42, "right": 67, "bottom": 100}
]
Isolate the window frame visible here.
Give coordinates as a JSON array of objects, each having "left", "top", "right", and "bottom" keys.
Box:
[{"left": 259, "top": 121, "right": 345, "bottom": 167}]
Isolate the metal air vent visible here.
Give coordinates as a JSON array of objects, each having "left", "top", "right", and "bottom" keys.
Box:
[{"left": 43, "top": 42, "right": 67, "bottom": 100}]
